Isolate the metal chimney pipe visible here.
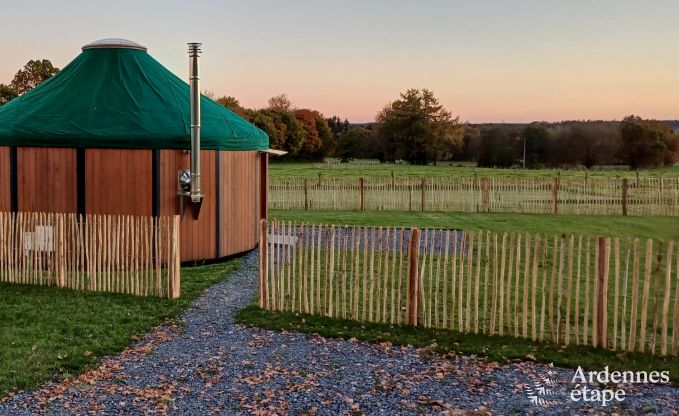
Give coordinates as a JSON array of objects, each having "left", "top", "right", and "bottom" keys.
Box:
[{"left": 188, "top": 42, "right": 202, "bottom": 203}]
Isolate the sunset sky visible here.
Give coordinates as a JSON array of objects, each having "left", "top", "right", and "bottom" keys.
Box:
[{"left": 1, "top": 0, "right": 678, "bottom": 123}]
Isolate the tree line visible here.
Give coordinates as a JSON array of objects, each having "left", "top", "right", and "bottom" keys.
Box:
[
  {"left": 3, "top": 58, "right": 677, "bottom": 168},
  {"left": 335, "top": 89, "right": 679, "bottom": 169}
]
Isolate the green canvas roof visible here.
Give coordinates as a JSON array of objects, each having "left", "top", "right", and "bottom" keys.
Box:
[{"left": 0, "top": 40, "right": 268, "bottom": 150}]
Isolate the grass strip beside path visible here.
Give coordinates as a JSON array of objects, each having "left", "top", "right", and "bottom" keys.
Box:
[
  {"left": 237, "top": 305, "right": 679, "bottom": 382},
  {"left": 0, "top": 260, "right": 239, "bottom": 398}
]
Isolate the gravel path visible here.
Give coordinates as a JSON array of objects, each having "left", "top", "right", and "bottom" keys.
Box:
[{"left": 1, "top": 251, "right": 677, "bottom": 415}]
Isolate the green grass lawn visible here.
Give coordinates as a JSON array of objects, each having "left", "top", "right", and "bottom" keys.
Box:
[
  {"left": 270, "top": 161, "right": 679, "bottom": 179},
  {"left": 0, "top": 260, "right": 239, "bottom": 398},
  {"left": 237, "top": 305, "right": 679, "bottom": 382},
  {"left": 269, "top": 209, "right": 679, "bottom": 242}
]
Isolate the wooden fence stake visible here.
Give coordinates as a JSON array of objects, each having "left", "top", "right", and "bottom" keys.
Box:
[
  {"left": 420, "top": 178, "right": 426, "bottom": 212},
  {"left": 407, "top": 228, "right": 421, "bottom": 326},
  {"left": 482, "top": 177, "right": 490, "bottom": 213},
  {"left": 304, "top": 179, "right": 309, "bottom": 211},
  {"left": 622, "top": 178, "right": 629, "bottom": 216},
  {"left": 661, "top": 241, "right": 674, "bottom": 355},
  {"left": 596, "top": 236, "right": 609, "bottom": 348},
  {"left": 359, "top": 177, "right": 365, "bottom": 211},
  {"left": 551, "top": 177, "right": 559, "bottom": 214},
  {"left": 259, "top": 219, "right": 268, "bottom": 309}
]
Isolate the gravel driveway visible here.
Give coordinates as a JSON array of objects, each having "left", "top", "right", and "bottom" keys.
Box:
[{"left": 1, "top": 251, "right": 677, "bottom": 415}]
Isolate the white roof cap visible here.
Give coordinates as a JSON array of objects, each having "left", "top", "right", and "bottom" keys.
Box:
[{"left": 82, "top": 38, "right": 147, "bottom": 51}]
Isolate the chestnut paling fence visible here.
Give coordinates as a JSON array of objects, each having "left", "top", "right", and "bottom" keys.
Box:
[
  {"left": 0, "top": 212, "right": 181, "bottom": 299},
  {"left": 259, "top": 219, "right": 679, "bottom": 356},
  {"left": 269, "top": 176, "right": 679, "bottom": 216}
]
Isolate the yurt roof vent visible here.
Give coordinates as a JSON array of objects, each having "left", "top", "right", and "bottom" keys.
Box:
[{"left": 82, "top": 38, "right": 147, "bottom": 51}]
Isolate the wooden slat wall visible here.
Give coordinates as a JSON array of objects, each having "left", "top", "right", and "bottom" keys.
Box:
[
  {"left": 219, "top": 151, "right": 258, "bottom": 257},
  {"left": 0, "top": 147, "right": 10, "bottom": 211},
  {"left": 18, "top": 147, "right": 77, "bottom": 213},
  {"left": 160, "top": 149, "right": 217, "bottom": 262},
  {"left": 0, "top": 147, "right": 260, "bottom": 263},
  {"left": 85, "top": 149, "right": 152, "bottom": 216}
]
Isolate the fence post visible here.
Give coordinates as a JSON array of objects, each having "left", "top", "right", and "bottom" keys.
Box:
[
  {"left": 359, "top": 177, "right": 365, "bottom": 211},
  {"left": 304, "top": 178, "right": 309, "bottom": 211},
  {"left": 169, "top": 215, "right": 181, "bottom": 299},
  {"left": 596, "top": 236, "right": 609, "bottom": 348},
  {"left": 622, "top": 178, "right": 629, "bottom": 216},
  {"left": 421, "top": 177, "right": 426, "bottom": 212},
  {"left": 482, "top": 177, "right": 490, "bottom": 213},
  {"left": 551, "top": 177, "right": 559, "bottom": 214},
  {"left": 56, "top": 213, "right": 66, "bottom": 288},
  {"left": 259, "top": 219, "right": 268, "bottom": 309},
  {"left": 407, "top": 228, "right": 421, "bottom": 326}
]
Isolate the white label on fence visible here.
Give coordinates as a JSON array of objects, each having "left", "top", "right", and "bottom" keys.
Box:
[
  {"left": 35, "top": 226, "right": 54, "bottom": 251},
  {"left": 22, "top": 226, "right": 54, "bottom": 254}
]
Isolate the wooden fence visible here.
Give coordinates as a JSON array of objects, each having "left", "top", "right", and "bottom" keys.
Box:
[
  {"left": 259, "top": 219, "right": 679, "bottom": 356},
  {"left": 269, "top": 176, "right": 679, "bottom": 216},
  {"left": 0, "top": 212, "right": 181, "bottom": 298}
]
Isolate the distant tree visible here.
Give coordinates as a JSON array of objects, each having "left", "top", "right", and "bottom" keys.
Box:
[
  {"left": 246, "top": 109, "right": 284, "bottom": 149},
  {"left": 0, "top": 84, "right": 18, "bottom": 105},
  {"left": 316, "top": 115, "right": 335, "bottom": 157},
  {"left": 326, "top": 116, "right": 350, "bottom": 136},
  {"left": 279, "top": 111, "right": 305, "bottom": 155},
  {"left": 268, "top": 93, "right": 293, "bottom": 112},
  {"left": 294, "top": 109, "right": 327, "bottom": 161},
  {"left": 477, "top": 125, "right": 521, "bottom": 167},
  {"left": 522, "top": 123, "right": 551, "bottom": 167},
  {"left": 376, "top": 89, "right": 463, "bottom": 164},
  {"left": 215, "top": 95, "right": 246, "bottom": 116},
  {"left": 456, "top": 125, "right": 481, "bottom": 161},
  {"left": 203, "top": 89, "right": 216, "bottom": 99},
  {"left": 620, "top": 116, "right": 679, "bottom": 168},
  {"left": 336, "top": 126, "right": 376, "bottom": 162},
  {"left": 11, "top": 59, "right": 59, "bottom": 94},
  {"left": 245, "top": 108, "right": 305, "bottom": 155},
  {"left": 216, "top": 95, "right": 240, "bottom": 110}
]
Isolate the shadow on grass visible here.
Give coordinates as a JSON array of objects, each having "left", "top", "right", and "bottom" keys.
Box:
[{"left": 236, "top": 304, "right": 679, "bottom": 382}]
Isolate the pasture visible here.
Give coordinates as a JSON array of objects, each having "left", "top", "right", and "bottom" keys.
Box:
[{"left": 270, "top": 161, "right": 679, "bottom": 179}]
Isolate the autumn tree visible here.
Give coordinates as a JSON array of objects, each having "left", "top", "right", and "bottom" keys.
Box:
[
  {"left": 245, "top": 108, "right": 305, "bottom": 155},
  {"left": 11, "top": 59, "right": 59, "bottom": 94},
  {"left": 294, "top": 109, "right": 329, "bottom": 160},
  {"left": 215, "top": 95, "right": 247, "bottom": 116},
  {"left": 0, "top": 84, "right": 17, "bottom": 105},
  {"left": 216, "top": 95, "right": 241, "bottom": 110},
  {"left": 268, "top": 93, "right": 293, "bottom": 112},
  {"left": 376, "top": 89, "right": 463, "bottom": 164},
  {"left": 620, "top": 116, "right": 679, "bottom": 168}
]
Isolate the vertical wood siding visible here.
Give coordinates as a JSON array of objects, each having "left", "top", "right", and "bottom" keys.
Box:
[
  {"left": 160, "top": 150, "right": 217, "bottom": 262},
  {"left": 219, "top": 151, "right": 258, "bottom": 257},
  {"left": 0, "top": 147, "right": 10, "bottom": 211},
  {"left": 85, "top": 149, "right": 152, "bottom": 216},
  {"left": 18, "top": 147, "right": 77, "bottom": 213}
]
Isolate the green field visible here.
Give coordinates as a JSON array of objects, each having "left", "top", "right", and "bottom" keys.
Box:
[
  {"left": 269, "top": 210, "right": 679, "bottom": 242},
  {"left": 0, "top": 261, "right": 238, "bottom": 397},
  {"left": 270, "top": 161, "right": 679, "bottom": 179}
]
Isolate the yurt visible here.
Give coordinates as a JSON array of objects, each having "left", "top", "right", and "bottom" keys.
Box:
[{"left": 0, "top": 39, "right": 272, "bottom": 262}]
